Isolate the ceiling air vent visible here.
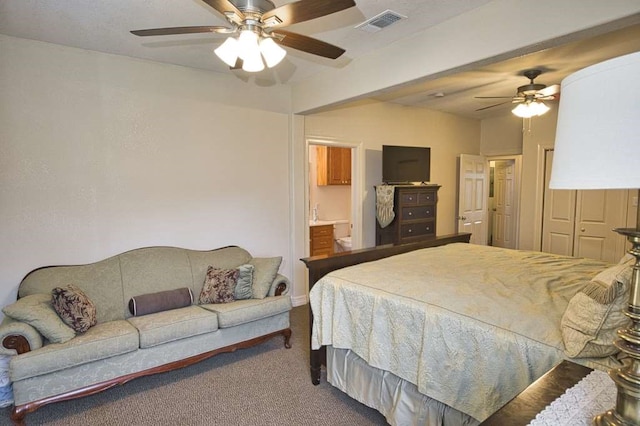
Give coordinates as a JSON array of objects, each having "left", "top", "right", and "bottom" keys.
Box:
[{"left": 355, "top": 10, "right": 407, "bottom": 33}]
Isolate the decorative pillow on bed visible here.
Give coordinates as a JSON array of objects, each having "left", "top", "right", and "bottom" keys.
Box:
[
  {"left": 199, "top": 266, "right": 238, "bottom": 304},
  {"left": 2, "top": 293, "right": 76, "bottom": 343},
  {"left": 249, "top": 257, "right": 282, "bottom": 299},
  {"left": 51, "top": 284, "right": 97, "bottom": 333},
  {"left": 618, "top": 253, "right": 636, "bottom": 266},
  {"left": 129, "top": 287, "right": 193, "bottom": 316},
  {"left": 561, "top": 264, "right": 633, "bottom": 358}
]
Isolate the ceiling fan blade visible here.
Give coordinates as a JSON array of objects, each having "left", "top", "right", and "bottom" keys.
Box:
[
  {"left": 475, "top": 101, "right": 511, "bottom": 111},
  {"left": 131, "top": 26, "right": 230, "bottom": 36},
  {"left": 263, "top": 0, "right": 356, "bottom": 28},
  {"left": 273, "top": 30, "right": 345, "bottom": 59},
  {"left": 474, "top": 96, "right": 513, "bottom": 99},
  {"left": 537, "top": 84, "right": 560, "bottom": 97},
  {"left": 201, "top": 0, "right": 245, "bottom": 20}
]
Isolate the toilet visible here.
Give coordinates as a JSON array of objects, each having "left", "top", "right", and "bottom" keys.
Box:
[
  {"left": 334, "top": 222, "right": 352, "bottom": 252},
  {"left": 336, "top": 236, "right": 352, "bottom": 252}
]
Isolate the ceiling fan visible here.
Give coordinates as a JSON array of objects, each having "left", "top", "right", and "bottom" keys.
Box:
[
  {"left": 475, "top": 69, "right": 560, "bottom": 116},
  {"left": 131, "top": 0, "right": 356, "bottom": 72}
]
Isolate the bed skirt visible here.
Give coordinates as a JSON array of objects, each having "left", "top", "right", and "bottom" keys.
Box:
[{"left": 327, "top": 346, "right": 479, "bottom": 426}]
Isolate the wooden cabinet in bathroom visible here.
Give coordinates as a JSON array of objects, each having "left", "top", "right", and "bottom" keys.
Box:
[
  {"left": 310, "top": 224, "right": 334, "bottom": 257},
  {"left": 317, "top": 146, "right": 351, "bottom": 186}
]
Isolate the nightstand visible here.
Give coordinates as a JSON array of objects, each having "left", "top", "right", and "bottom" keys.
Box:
[{"left": 481, "top": 360, "right": 592, "bottom": 426}]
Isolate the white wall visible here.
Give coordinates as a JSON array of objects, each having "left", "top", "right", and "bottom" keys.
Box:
[
  {"left": 304, "top": 101, "right": 480, "bottom": 248},
  {"left": 0, "top": 35, "right": 295, "bottom": 311}
]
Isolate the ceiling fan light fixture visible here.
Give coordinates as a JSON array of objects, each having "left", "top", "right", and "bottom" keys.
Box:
[
  {"left": 241, "top": 47, "right": 265, "bottom": 72},
  {"left": 512, "top": 100, "right": 550, "bottom": 118},
  {"left": 214, "top": 37, "right": 239, "bottom": 67},
  {"left": 237, "top": 30, "right": 260, "bottom": 61},
  {"left": 259, "top": 37, "right": 286, "bottom": 68}
]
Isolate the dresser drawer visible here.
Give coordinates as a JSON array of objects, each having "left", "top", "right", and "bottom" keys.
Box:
[
  {"left": 417, "top": 190, "right": 436, "bottom": 204},
  {"left": 399, "top": 220, "right": 435, "bottom": 239},
  {"left": 399, "top": 192, "right": 420, "bottom": 205},
  {"left": 401, "top": 205, "right": 435, "bottom": 221}
]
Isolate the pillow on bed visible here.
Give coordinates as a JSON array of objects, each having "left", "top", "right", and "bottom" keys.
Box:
[
  {"left": 561, "top": 264, "right": 632, "bottom": 358},
  {"left": 618, "top": 253, "right": 636, "bottom": 266}
]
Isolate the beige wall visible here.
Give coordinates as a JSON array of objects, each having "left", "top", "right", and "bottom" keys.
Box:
[
  {"left": 0, "top": 36, "right": 293, "bottom": 310},
  {"left": 304, "top": 101, "right": 481, "bottom": 248},
  {"left": 480, "top": 114, "right": 523, "bottom": 156}
]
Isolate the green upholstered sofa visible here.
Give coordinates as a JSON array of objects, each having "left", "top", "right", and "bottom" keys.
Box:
[{"left": 0, "top": 245, "right": 292, "bottom": 425}]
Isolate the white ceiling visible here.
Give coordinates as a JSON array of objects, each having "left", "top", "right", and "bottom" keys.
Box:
[{"left": 1, "top": 0, "right": 639, "bottom": 119}]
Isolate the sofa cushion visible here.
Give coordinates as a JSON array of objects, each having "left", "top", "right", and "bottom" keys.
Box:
[
  {"left": 199, "top": 267, "right": 237, "bottom": 304},
  {"left": 129, "top": 287, "right": 193, "bottom": 317},
  {"left": 51, "top": 284, "right": 98, "bottom": 333},
  {"left": 249, "top": 257, "right": 282, "bottom": 299},
  {"left": 2, "top": 294, "right": 76, "bottom": 344},
  {"left": 200, "top": 295, "right": 292, "bottom": 328},
  {"left": 127, "top": 306, "right": 218, "bottom": 349},
  {"left": 10, "top": 320, "right": 139, "bottom": 382}
]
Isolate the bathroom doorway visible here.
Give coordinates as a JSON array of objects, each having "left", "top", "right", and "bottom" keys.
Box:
[{"left": 306, "top": 138, "right": 362, "bottom": 256}]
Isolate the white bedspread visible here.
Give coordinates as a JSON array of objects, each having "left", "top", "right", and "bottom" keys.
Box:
[{"left": 310, "top": 243, "right": 610, "bottom": 421}]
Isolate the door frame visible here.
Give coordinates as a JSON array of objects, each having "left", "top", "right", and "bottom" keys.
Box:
[
  {"left": 487, "top": 155, "right": 522, "bottom": 249},
  {"left": 534, "top": 144, "right": 554, "bottom": 251},
  {"left": 305, "top": 137, "right": 363, "bottom": 256}
]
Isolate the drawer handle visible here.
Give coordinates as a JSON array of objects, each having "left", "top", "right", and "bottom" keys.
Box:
[
  {"left": 408, "top": 196, "right": 413, "bottom": 201},
  {"left": 408, "top": 229, "right": 412, "bottom": 233},
  {"left": 426, "top": 210, "right": 430, "bottom": 214},
  {"left": 408, "top": 212, "right": 412, "bottom": 216}
]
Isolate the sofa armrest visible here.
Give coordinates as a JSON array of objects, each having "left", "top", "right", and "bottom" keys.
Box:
[
  {"left": 0, "top": 317, "right": 42, "bottom": 355},
  {"left": 269, "top": 274, "right": 290, "bottom": 297}
]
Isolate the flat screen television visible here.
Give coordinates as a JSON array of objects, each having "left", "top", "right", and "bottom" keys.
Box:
[{"left": 382, "top": 145, "right": 431, "bottom": 184}]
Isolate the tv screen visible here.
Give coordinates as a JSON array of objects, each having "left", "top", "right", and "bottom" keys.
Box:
[{"left": 382, "top": 145, "right": 431, "bottom": 184}]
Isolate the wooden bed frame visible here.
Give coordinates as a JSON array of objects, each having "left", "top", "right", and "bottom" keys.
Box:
[{"left": 301, "top": 232, "right": 471, "bottom": 385}]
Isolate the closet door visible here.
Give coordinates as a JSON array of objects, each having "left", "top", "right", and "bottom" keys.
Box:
[
  {"left": 574, "top": 189, "right": 628, "bottom": 263},
  {"left": 542, "top": 151, "right": 576, "bottom": 256},
  {"left": 542, "top": 150, "right": 628, "bottom": 262}
]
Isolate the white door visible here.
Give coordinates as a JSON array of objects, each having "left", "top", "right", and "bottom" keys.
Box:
[
  {"left": 458, "top": 154, "right": 488, "bottom": 245},
  {"left": 542, "top": 150, "right": 577, "bottom": 256},
  {"left": 574, "top": 189, "right": 628, "bottom": 263},
  {"left": 492, "top": 160, "right": 517, "bottom": 249},
  {"left": 542, "top": 150, "right": 628, "bottom": 261}
]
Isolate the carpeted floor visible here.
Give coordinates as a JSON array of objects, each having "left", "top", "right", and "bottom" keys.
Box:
[{"left": 2, "top": 306, "right": 388, "bottom": 425}]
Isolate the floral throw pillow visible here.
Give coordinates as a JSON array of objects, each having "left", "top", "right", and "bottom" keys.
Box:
[
  {"left": 51, "top": 284, "right": 97, "bottom": 333},
  {"left": 199, "top": 267, "right": 238, "bottom": 304}
]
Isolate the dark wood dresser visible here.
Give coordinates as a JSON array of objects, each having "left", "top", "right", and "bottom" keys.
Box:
[{"left": 376, "top": 185, "right": 440, "bottom": 245}]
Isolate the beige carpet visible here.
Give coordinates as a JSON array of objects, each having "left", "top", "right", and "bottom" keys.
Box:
[{"left": 2, "top": 306, "right": 388, "bottom": 425}]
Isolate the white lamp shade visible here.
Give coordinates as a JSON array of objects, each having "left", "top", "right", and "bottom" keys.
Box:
[
  {"left": 259, "top": 37, "right": 286, "bottom": 68},
  {"left": 237, "top": 30, "right": 260, "bottom": 61},
  {"left": 214, "top": 37, "right": 239, "bottom": 67},
  {"left": 241, "top": 48, "right": 265, "bottom": 72},
  {"left": 550, "top": 52, "right": 640, "bottom": 190}
]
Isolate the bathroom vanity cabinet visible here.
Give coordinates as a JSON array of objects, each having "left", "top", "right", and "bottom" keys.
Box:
[
  {"left": 316, "top": 146, "right": 351, "bottom": 186},
  {"left": 310, "top": 224, "right": 334, "bottom": 257}
]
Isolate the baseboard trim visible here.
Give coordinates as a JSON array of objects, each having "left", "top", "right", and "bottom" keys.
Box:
[{"left": 291, "top": 294, "right": 308, "bottom": 307}]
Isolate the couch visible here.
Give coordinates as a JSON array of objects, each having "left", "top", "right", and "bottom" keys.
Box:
[{"left": 0, "top": 245, "right": 292, "bottom": 425}]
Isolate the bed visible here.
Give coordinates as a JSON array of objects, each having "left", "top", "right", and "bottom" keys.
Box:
[{"left": 303, "top": 235, "right": 632, "bottom": 425}]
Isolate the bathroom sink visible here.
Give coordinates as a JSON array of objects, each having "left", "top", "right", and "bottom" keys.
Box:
[
  {"left": 309, "top": 220, "right": 335, "bottom": 226},
  {"left": 309, "top": 219, "right": 349, "bottom": 227}
]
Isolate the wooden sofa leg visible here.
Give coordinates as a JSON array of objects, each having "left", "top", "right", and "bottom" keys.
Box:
[
  {"left": 283, "top": 328, "right": 292, "bottom": 349},
  {"left": 11, "top": 405, "right": 27, "bottom": 426}
]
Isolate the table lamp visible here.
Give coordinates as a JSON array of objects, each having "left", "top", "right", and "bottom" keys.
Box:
[{"left": 550, "top": 51, "right": 640, "bottom": 425}]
